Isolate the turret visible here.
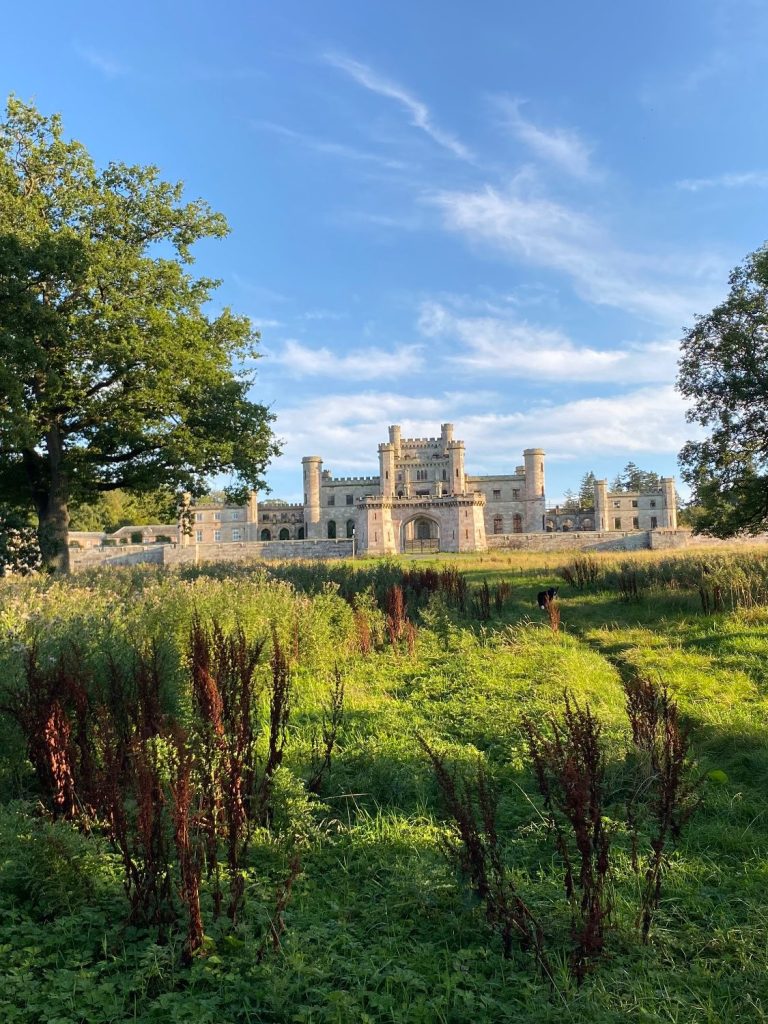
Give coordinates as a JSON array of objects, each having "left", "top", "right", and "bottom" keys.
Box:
[
  {"left": 524, "top": 448, "right": 545, "bottom": 500},
  {"left": 388, "top": 424, "right": 402, "bottom": 456},
  {"left": 441, "top": 422, "right": 454, "bottom": 449},
  {"left": 379, "top": 442, "right": 396, "bottom": 498},
  {"left": 302, "top": 456, "right": 323, "bottom": 539},
  {"left": 246, "top": 491, "right": 258, "bottom": 540},
  {"left": 594, "top": 479, "right": 609, "bottom": 531},
  {"left": 661, "top": 477, "right": 677, "bottom": 529},
  {"left": 448, "top": 440, "right": 466, "bottom": 495}
]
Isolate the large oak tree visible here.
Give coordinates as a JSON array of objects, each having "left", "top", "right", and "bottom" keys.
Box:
[
  {"left": 0, "top": 98, "right": 279, "bottom": 571},
  {"left": 677, "top": 243, "right": 768, "bottom": 537}
]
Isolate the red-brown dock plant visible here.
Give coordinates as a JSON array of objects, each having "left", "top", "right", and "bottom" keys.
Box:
[
  {"left": 624, "top": 677, "right": 696, "bottom": 943},
  {"left": 523, "top": 693, "right": 612, "bottom": 984},
  {"left": 256, "top": 631, "right": 292, "bottom": 824},
  {"left": 1, "top": 643, "right": 93, "bottom": 819},
  {"left": 417, "top": 735, "right": 551, "bottom": 980},
  {"left": 307, "top": 666, "right": 345, "bottom": 794},
  {"left": 169, "top": 731, "right": 205, "bottom": 964}
]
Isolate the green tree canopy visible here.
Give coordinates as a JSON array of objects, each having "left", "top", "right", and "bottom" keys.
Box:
[
  {"left": 610, "top": 462, "right": 662, "bottom": 493},
  {"left": 678, "top": 243, "right": 768, "bottom": 536},
  {"left": 578, "top": 471, "right": 596, "bottom": 509},
  {"left": 0, "top": 97, "right": 279, "bottom": 571}
]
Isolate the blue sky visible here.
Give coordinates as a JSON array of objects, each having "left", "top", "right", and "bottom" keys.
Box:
[{"left": 4, "top": 0, "right": 768, "bottom": 502}]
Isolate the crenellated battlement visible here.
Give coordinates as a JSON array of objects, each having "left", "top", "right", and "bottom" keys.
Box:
[{"left": 323, "top": 475, "right": 381, "bottom": 485}]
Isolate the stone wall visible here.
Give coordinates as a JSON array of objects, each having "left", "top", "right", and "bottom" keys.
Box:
[
  {"left": 487, "top": 531, "right": 652, "bottom": 552},
  {"left": 172, "top": 539, "right": 354, "bottom": 563},
  {"left": 72, "top": 538, "right": 355, "bottom": 570}
]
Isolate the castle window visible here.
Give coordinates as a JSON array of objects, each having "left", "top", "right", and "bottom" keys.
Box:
[
  {"left": 346, "top": 494, "right": 353, "bottom": 505},
  {"left": 512, "top": 488, "right": 519, "bottom": 498},
  {"left": 279, "top": 528, "right": 290, "bottom": 540},
  {"left": 327, "top": 521, "right": 336, "bottom": 539},
  {"left": 442, "top": 469, "right": 447, "bottom": 480},
  {"left": 650, "top": 516, "right": 658, "bottom": 529},
  {"left": 232, "top": 511, "right": 240, "bottom": 520},
  {"left": 613, "top": 501, "right": 621, "bottom": 508},
  {"left": 346, "top": 519, "right": 355, "bottom": 538},
  {"left": 196, "top": 530, "right": 203, "bottom": 543},
  {"left": 304, "top": 493, "right": 308, "bottom": 504},
  {"left": 492, "top": 489, "right": 501, "bottom": 500},
  {"left": 298, "top": 526, "right": 305, "bottom": 539},
  {"left": 214, "top": 530, "right": 222, "bottom": 542},
  {"left": 614, "top": 517, "right": 621, "bottom": 529},
  {"left": 416, "top": 469, "right": 428, "bottom": 481},
  {"left": 631, "top": 500, "right": 638, "bottom": 508},
  {"left": 232, "top": 529, "right": 242, "bottom": 541},
  {"left": 214, "top": 512, "right": 222, "bottom": 521},
  {"left": 260, "top": 528, "right": 271, "bottom": 541},
  {"left": 327, "top": 495, "right": 335, "bottom": 506},
  {"left": 632, "top": 517, "right": 639, "bottom": 529},
  {"left": 650, "top": 500, "right": 656, "bottom": 508},
  {"left": 493, "top": 515, "right": 503, "bottom": 534},
  {"left": 513, "top": 513, "right": 523, "bottom": 533},
  {"left": 195, "top": 512, "right": 204, "bottom": 522}
]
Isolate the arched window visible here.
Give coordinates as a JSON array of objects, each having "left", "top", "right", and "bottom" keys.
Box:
[
  {"left": 512, "top": 513, "right": 523, "bottom": 534},
  {"left": 260, "top": 528, "right": 271, "bottom": 541},
  {"left": 297, "top": 526, "right": 305, "bottom": 539},
  {"left": 545, "top": 519, "right": 555, "bottom": 533},
  {"left": 327, "top": 521, "right": 336, "bottom": 539},
  {"left": 279, "top": 527, "right": 290, "bottom": 540},
  {"left": 346, "top": 519, "right": 355, "bottom": 538},
  {"left": 493, "top": 515, "right": 504, "bottom": 534}
]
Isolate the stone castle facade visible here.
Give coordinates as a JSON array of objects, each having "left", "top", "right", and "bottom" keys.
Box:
[
  {"left": 179, "top": 422, "right": 677, "bottom": 555},
  {"left": 68, "top": 422, "right": 677, "bottom": 556}
]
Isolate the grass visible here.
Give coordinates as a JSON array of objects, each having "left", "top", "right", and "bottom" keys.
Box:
[{"left": 0, "top": 548, "right": 768, "bottom": 1021}]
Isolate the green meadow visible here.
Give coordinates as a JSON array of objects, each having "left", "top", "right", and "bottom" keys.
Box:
[{"left": 1, "top": 548, "right": 768, "bottom": 1023}]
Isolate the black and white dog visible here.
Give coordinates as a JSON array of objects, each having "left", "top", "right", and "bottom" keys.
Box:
[{"left": 537, "top": 587, "right": 558, "bottom": 610}]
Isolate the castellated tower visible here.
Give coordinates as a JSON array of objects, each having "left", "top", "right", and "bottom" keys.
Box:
[
  {"left": 448, "top": 439, "right": 466, "bottom": 494},
  {"left": 379, "top": 442, "right": 396, "bottom": 498},
  {"left": 302, "top": 455, "right": 322, "bottom": 540},
  {"left": 661, "top": 477, "right": 678, "bottom": 529},
  {"left": 388, "top": 424, "right": 402, "bottom": 455},
  {"left": 594, "top": 479, "right": 609, "bottom": 531},
  {"left": 523, "top": 448, "right": 546, "bottom": 531}
]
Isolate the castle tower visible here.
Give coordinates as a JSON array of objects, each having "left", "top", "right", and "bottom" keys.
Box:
[
  {"left": 448, "top": 440, "right": 466, "bottom": 495},
  {"left": 388, "top": 424, "right": 402, "bottom": 457},
  {"left": 302, "top": 456, "right": 323, "bottom": 539},
  {"left": 661, "top": 477, "right": 677, "bottom": 529},
  {"left": 379, "top": 442, "right": 396, "bottom": 498},
  {"left": 441, "top": 422, "right": 454, "bottom": 449},
  {"left": 524, "top": 448, "right": 546, "bottom": 532},
  {"left": 246, "top": 491, "right": 258, "bottom": 541},
  {"left": 594, "top": 479, "right": 609, "bottom": 531}
]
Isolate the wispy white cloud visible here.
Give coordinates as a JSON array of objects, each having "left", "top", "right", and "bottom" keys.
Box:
[
  {"left": 74, "top": 45, "right": 128, "bottom": 78},
  {"left": 267, "top": 385, "right": 692, "bottom": 495},
  {"left": 324, "top": 52, "right": 472, "bottom": 161},
  {"left": 271, "top": 339, "right": 424, "bottom": 380},
  {"left": 255, "top": 121, "right": 408, "bottom": 170},
  {"left": 429, "top": 182, "right": 722, "bottom": 326},
  {"left": 496, "top": 98, "right": 597, "bottom": 180},
  {"left": 677, "top": 170, "right": 768, "bottom": 191},
  {"left": 419, "top": 302, "right": 679, "bottom": 383}
]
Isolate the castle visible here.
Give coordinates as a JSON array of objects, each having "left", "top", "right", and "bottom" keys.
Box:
[
  {"left": 177, "top": 423, "right": 677, "bottom": 555},
  {"left": 69, "top": 422, "right": 677, "bottom": 558}
]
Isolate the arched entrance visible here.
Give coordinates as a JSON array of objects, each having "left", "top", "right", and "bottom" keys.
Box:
[{"left": 401, "top": 514, "right": 440, "bottom": 553}]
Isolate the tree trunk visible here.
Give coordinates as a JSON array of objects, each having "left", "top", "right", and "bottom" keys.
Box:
[
  {"left": 38, "top": 494, "right": 71, "bottom": 574},
  {"left": 27, "top": 427, "right": 71, "bottom": 574}
]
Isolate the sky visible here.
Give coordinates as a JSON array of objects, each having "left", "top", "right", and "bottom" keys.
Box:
[{"left": 3, "top": 0, "right": 768, "bottom": 503}]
